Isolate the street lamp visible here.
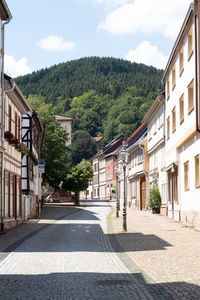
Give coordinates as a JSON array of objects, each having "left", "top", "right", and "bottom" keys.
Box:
[{"left": 120, "top": 142, "right": 128, "bottom": 232}]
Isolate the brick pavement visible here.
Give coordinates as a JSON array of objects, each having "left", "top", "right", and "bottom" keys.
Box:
[
  {"left": 109, "top": 203, "right": 200, "bottom": 299},
  {"left": 0, "top": 204, "right": 81, "bottom": 253},
  {"left": 1, "top": 201, "right": 200, "bottom": 299},
  {"left": 0, "top": 201, "right": 157, "bottom": 300}
]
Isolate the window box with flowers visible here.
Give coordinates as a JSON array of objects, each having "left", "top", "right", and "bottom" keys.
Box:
[
  {"left": 4, "top": 131, "right": 14, "bottom": 142},
  {"left": 13, "top": 138, "right": 20, "bottom": 149},
  {"left": 18, "top": 143, "right": 29, "bottom": 155}
]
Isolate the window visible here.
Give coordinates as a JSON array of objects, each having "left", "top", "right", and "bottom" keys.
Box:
[
  {"left": 149, "top": 125, "right": 152, "bottom": 140},
  {"left": 167, "top": 116, "right": 170, "bottom": 139},
  {"left": 188, "top": 26, "right": 193, "bottom": 59},
  {"left": 94, "top": 163, "right": 98, "bottom": 172},
  {"left": 18, "top": 116, "right": 21, "bottom": 141},
  {"left": 179, "top": 46, "right": 184, "bottom": 74},
  {"left": 188, "top": 79, "right": 194, "bottom": 113},
  {"left": 16, "top": 176, "right": 21, "bottom": 217},
  {"left": 15, "top": 112, "right": 17, "bottom": 138},
  {"left": 172, "top": 65, "right": 176, "bottom": 89},
  {"left": 10, "top": 174, "right": 14, "bottom": 218},
  {"left": 179, "top": 95, "right": 184, "bottom": 123},
  {"left": 4, "top": 171, "right": 9, "bottom": 218},
  {"left": 167, "top": 79, "right": 170, "bottom": 99},
  {"left": 138, "top": 148, "right": 143, "bottom": 163},
  {"left": 172, "top": 107, "right": 176, "bottom": 132},
  {"left": 195, "top": 155, "right": 200, "bottom": 187},
  {"left": 8, "top": 105, "right": 12, "bottom": 133},
  {"left": 184, "top": 161, "right": 189, "bottom": 190}
]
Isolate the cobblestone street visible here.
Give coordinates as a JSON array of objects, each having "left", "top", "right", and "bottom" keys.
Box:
[{"left": 0, "top": 201, "right": 199, "bottom": 299}]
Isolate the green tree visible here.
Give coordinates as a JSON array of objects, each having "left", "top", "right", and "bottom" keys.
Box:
[
  {"left": 62, "top": 160, "right": 93, "bottom": 205},
  {"left": 72, "top": 130, "right": 97, "bottom": 165},
  {"left": 28, "top": 95, "right": 69, "bottom": 189}
]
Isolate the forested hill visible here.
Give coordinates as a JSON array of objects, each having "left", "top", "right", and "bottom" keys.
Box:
[
  {"left": 15, "top": 57, "right": 163, "bottom": 104},
  {"left": 16, "top": 57, "right": 164, "bottom": 146}
]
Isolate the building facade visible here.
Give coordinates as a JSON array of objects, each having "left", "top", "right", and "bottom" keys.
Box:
[
  {"left": 55, "top": 116, "right": 74, "bottom": 146},
  {"left": 22, "top": 111, "right": 45, "bottom": 219},
  {"left": 163, "top": 1, "right": 200, "bottom": 226},
  {"left": 126, "top": 124, "right": 148, "bottom": 210},
  {"left": 2, "top": 76, "right": 31, "bottom": 230},
  {"left": 143, "top": 92, "right": 168, "bottom": 215}
]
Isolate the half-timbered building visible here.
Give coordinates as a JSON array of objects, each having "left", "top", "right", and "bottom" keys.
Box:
[{"left": 22, "top": 111, "right": 45, "bottom": 219}]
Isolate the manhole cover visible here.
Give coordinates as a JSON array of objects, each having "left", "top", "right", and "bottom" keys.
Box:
[{"left": 95, "top": 280, "right": 132, "bottom": 286}]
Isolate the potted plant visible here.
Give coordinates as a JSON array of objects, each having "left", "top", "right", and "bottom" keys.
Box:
[
  {"left": 13, "top": 138, "right": 20, "bottom": 149},
  {"left": 18, "top": 143, "right": 29, "bottom": 155},
  {"left": 149, "top": 187, "right": 161, "bottom": 214}
]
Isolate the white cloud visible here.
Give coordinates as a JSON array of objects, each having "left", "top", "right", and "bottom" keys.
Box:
[
  {"left": 37, "top": 35, "right": 75, "bottom": 51},
  {"left": 125, "top": 41, "right": 168, "bottom": 69},
  {"left": 5, "top": 54, "right": 32, "bottom": 77},
  {"left": 91, "top": 0, "right": 130, "bottom": 9},
  {"left": 99, "top": 0, "right": 191, "bottom": 39}
]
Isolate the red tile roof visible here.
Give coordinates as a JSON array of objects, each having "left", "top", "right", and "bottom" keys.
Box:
[
  {"left": 94, "top": 136, "right": 103, "bottom": 142},
  {"left": 126, "top": 123, "right": 147, "bottom": 145}
]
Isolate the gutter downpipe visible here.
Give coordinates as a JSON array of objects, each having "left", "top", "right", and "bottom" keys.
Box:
[
  {"left": 195, "top": 4, "right": 200, "bottom": 133},
  {"left": 1, "top": 18, "right": 11, "bottom": 233}
]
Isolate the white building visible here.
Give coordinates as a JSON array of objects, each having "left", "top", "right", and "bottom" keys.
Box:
[
  {"left": 163, "top": 1, "right": 200, "bottom": 227},
  {"left": 143, "top": 92, "right": 168, "bottom": 215},
  {"left": 126, "top": 124, "right": 148, "bottom": 210},
  {"left": 99, "top": 156, "right": 106, "bottom": 200},
  {"left": 92, "top": 153, "right": 100, "bottom": 199},
  {"left": 55, "top": 116, "right": 74, "bottom": 146}
]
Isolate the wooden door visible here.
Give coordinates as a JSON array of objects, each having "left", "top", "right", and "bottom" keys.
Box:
[
  {"left": 140, "top": 176, "right": 146, "bottom": 210},
  {"left": 168, "top": 168, "right": 178, "bottom": 219}
]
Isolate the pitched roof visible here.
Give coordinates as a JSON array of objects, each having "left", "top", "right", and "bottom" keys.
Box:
[
  {"left": 126, "top": 123, "right": 147, "bottom": 148},
  {"left": 94, "top": 136, "right": 103, "bottom": 142}
]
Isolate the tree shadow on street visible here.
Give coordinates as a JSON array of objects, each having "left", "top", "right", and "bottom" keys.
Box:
[{"left": 0, "top": 272, "right": 199, "bottom": 299}]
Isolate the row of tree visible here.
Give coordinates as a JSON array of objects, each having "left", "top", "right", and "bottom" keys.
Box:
[
  {"left": 28, "top": 95, "right": 94, "bottom": 204},
  {"left": 21, "top": 57, "right": 164, "bottom": 202},
  {"left": 16, "top": 57, "right": 163, "bottom": 104}
]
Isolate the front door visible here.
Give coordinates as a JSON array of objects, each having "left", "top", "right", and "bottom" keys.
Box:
[
  {"left": 140, "top": 176, "right": 146, "bottom": 210},
  {"left": 168, "top": 168, "right": 178, "bottom": 219}
]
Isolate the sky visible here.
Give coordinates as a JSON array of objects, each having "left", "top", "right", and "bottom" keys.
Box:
[{"left": 4, "top": 0, "right": 192, "bottom": 78}]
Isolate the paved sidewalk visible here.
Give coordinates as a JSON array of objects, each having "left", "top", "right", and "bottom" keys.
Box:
[
  {"left": 109, "top": 204, "right": 200, "bottom": 299},
  {"left": 0, "top": 204, "right": 82, "bottom": 253}
]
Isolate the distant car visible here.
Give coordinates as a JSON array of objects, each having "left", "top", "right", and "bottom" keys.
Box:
[{"left": 45, "top": 195, "right": 53, "bottom": 203}]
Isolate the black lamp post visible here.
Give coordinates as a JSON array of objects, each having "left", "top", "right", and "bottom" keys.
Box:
[
  {"left": 115, "top": 168, "right": 120, "bottom": 218},
  {"left": 120, "top": 142, "right": 127, "bottom": 232}
]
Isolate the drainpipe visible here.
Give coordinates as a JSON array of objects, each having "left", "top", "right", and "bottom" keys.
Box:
[
  {"left": 0, "top": 18, "right": 11, "bottom": 233},
  {"left": 194, "top": 8, "right": 200, "bottom": 133}
]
